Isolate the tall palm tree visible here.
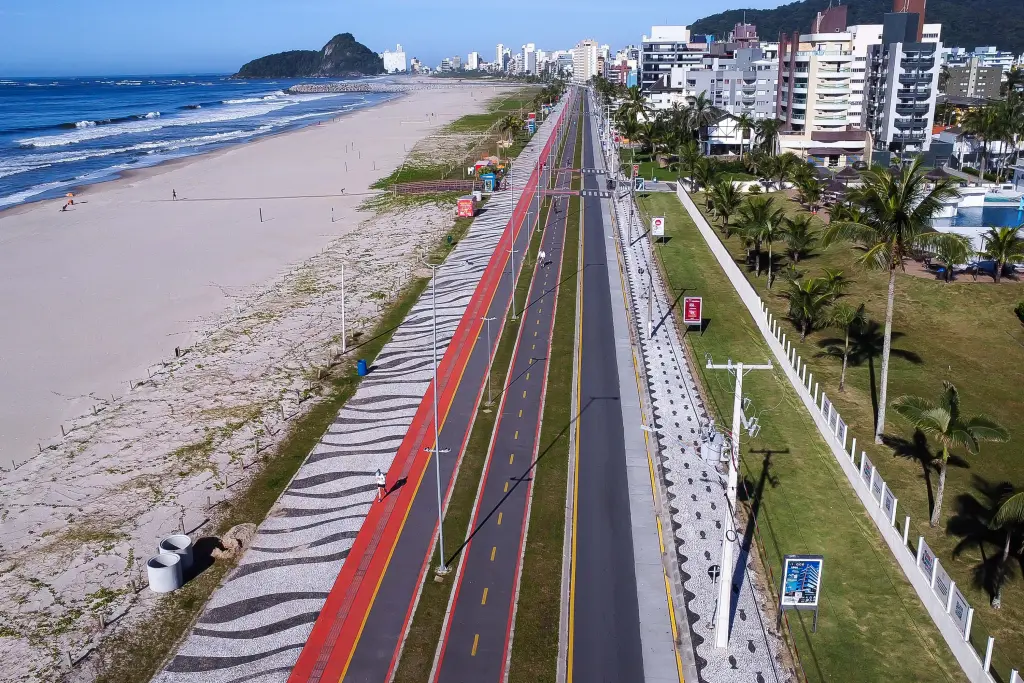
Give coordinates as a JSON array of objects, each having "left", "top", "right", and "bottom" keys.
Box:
[
  {"left": 710, "top": 180, "right": 743, "bottom": 235},
  {"left": 794, "top": 175, "right": 823, "bottom": 210},
  {"left": 932, "top": 234, "right": 973, "bottom": 282},
  {"left": 782, "top": 214, "right": 818, "bottom": 263},
  {"left": 618, "top": 85, "right": 650, "bottom": 127},
  {"left": 990, "top": 488, "right": 1024, "bottom": 608},
  {"left": 822, "top": 159, "right": 961, "bottom": 444},
  {"left": 735, "top": 113, "right": 754, "bottom": 156},
  {"left": 892, "top": 382, "right": 1009, "bottom": 527},
  {"left": 962, "top": 105, "right": 1000, "bottom": 183},
  {"left": 737, "top": 196, "right": 786, "bottom": 286},
  {"left": 773, "top": 152, "right": 800, "bottom": 192},
  {"left": 686, "top": 92, "right": 717, "bottom": 143},
  {"left": 498, "top": 114, "right": 520, "bottom": 146},
  {"left": 618, "top": 116, "right": 642, "bottom": 163},
  {"left": 823, "top": 303, "right": 866, "bottom": 391},
  {"left": 694, "top": 157, "right": 722, "bottom": 201},
  {"left": 754, "top": 118, "right": 784, "bottom": 156},
  {"left": 678, "top": 139, "right": 702, "bottom": 190},
  {"left": 981, "top": 225, "right": 1024, "bottom": 283},
  {"left": 784, "top": 277, "right": 833, "bottom": 340}
]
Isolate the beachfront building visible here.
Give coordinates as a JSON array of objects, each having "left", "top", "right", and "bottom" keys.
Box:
[
  {"left": 382, "top": 44, "right": 407, "bottom": 73},
  {"left": 639, "top": 26, "right": 701, "bottom": 93},
  {"left": 973, "top": 46, "right": 1016, "bottom": 73},
  {"left": 467, "top": 52, "right": 481, "bottom": 71},
  {"left": 522, "top": 43, "right": 537, "bottom": 76},
  {"left": 945, "top": 56, "right": 1003, "bottom": 99},
  {"left": 863, "top": 12, "right": 942, "bottom": 158},
  {"left": 572, "top": 39, "right": 599, "bottom": 83},
  {"left": 776, "top": 5, "right": 871, "bottom": 165},
  {"left": 655, "top": 47, "right": 778, "bottom": 118}
]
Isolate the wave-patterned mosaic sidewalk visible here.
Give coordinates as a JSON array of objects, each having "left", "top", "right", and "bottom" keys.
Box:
[
  {"left": 609, "top": 186, "right": 792, "bottom": 683},
  {"left": 154, "top": 105, "right": 563, "bottom": 683}
]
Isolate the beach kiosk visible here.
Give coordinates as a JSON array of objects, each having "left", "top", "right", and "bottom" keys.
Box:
[
  {"left": 456, "top": 195, "right": 476, "bottom": 218},
  {"left": 480, "top": 172, "right": 497, "bottom": 192}
]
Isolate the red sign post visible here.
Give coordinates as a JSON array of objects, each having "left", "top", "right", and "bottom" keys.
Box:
[
  {"left": 683, "top": 297, "right": 702, "bottom": 326},
  {"left": 632, "top": 163, "right": 640, "bottom": 178}
]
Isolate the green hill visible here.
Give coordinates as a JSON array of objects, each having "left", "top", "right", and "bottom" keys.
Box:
[
  {"left": 690, "top": 0, "right": 1024, "bottom": 55},
  {"left": 235, "top": 33, "right": 384, "bottom": 79}
]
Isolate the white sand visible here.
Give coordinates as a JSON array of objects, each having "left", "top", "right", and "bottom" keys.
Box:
[{"left": 0, "top": 83, "right": 515, "bottom": 680}]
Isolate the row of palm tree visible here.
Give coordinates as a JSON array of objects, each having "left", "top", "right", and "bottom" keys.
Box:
[{"left": 959, "top": 90, "right": 1024, "bottom": 183}]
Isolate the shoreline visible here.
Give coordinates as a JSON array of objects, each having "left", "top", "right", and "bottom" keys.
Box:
[{"left": 0, "top": 90, "right": 405, "bottom": 220}]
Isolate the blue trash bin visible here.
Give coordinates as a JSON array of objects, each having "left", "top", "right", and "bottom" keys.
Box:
[{"left": 357, "top": 359, "right": 368, "bottom": 376}]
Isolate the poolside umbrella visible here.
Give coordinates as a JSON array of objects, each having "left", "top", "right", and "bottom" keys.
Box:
[
  {"left": 925, "top": 167, "right": 952, "bottom": 181},
  {"left": 836, "top": 166, "right": 860, "bottom": 183},
  {"left": 825, "top": 178, "right": 848, "bottom": 195},
  {"left": 813, "top": 165, "right": 833, "bottom": 180}
]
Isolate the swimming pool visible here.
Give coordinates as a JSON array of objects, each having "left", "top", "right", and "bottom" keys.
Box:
[{"left": 953, "top": 204, "right": 1024, "bottom": 228}]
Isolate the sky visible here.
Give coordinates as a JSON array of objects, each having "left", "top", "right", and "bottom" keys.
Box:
[{"left": 0, "top": 0, "right": 787, "bottom": 77}]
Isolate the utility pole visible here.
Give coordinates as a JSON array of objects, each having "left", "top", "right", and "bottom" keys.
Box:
[
  {"left": 705, "top": 357, "right": 772, "bottom": 649},
  {"left": 424, "top": 261, "right": 452, "bottom": 575}
]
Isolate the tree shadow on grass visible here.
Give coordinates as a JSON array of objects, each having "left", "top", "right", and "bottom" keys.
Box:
[
  {"left": 816, "top": 319, "right": 922, "bottom": 426},
  {"left": 882, "top": 429, "right": 971, "bottom": 521},
  {"left": 946, "top": 475, "right": 1021, "bottom": 605}
]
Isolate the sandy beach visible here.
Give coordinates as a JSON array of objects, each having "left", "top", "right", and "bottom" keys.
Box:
[{"left": 0, "top": 82, "right": 513, "bottom": 680}]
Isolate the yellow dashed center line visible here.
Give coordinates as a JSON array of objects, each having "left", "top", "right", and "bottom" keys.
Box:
[
  {"left": 498, "top": 512, "right": 503, "bottom": 525},
  {"left": 490, "top": 546, "right": 496, "bottom": 561},
  {"left": 522, "top": 390, "right": 527, "bottom": 398},
  {"left": 504, "top": 481, "right": 509, "bottom": 492},
  {"left": 534, "top": 331, "right": 537, "bottom": 337},
  {"left": 526, "top": 372, "right": 530, "bottom": 380},
  {"left": 518, "top": 409, "right": 523, "bottom": 417},
  {"left": 532, "top": 343, "right": 536, "bottom": 350},
  {"left": 481, "top": 587, "right": 489, "bottom": 605},
  {"left": 509, "top": 453, "right": 515, "bottom": 464},
  {"left": 514, "top": 430, "right": 519, "bottom": 439},
  {"left": 472, "top": 634, "right": 479, "bottom": 656}
]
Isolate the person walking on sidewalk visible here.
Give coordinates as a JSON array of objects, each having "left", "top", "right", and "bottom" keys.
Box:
[{"left": 376, "top": 468, "right": 388, "bottom": 502}]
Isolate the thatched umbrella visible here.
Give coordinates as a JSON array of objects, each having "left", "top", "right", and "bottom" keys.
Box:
[
  {"left": 836, "top": 165, "right": 860, "bottom": 183},
  {"left": 813, "top": 165, "right": 833, "bottom": 180},
  {"left": 825, "top": 178, "right": 848, "bottom": 195},
  {"left": 925, "top": 166, "right": 953, "bottom": 181}
]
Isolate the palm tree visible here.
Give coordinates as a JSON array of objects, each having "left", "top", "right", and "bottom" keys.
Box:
[
  {"left": 678, "top": 139, "right": 702, "bottom": 190},
  {"left": 822, "top": 159, "right": 961, "bottom": 444},
  {"left": 962, "top": 105, "right": 999, "bottom": 183},
  {"left": 773, "top": 152, "right": 800, "bottom": 192},
  {"left": 823, "top": 303, "right": 866, "bottom": 391},
  {"left": 618, "top": 116, "right": 642, "bottom": 163},
  {"left": 710, "top": 180, "right": 743, "bottom": 235},
  {"left": 794, "top": 175, "right": 823, "bottom": 210},
  {"left": 981, "top": 225, "right": 1024, "bottom": 283},
  {"left": 932, "top": 234, "right": 973, "bottom": 282},
  {"left": 990, "top": 488, "right": 1024, "bottom": 608},
  {"left": 735, "top": 112, "right": 754, "bottom": 156},
  {"left": 784, "top": 277, "right": 833, "bottom": 340},
  {"left": 618, "top": 85, "right": 650, "bottom": 127},
  {"left": 754, "top": 118, "right": 784, "bottom": 156},
  {"left": 498, "top": 114, "right": 520, "bottom": 146},
  {"left": 819, "top": 268, "right": 851, "bottom": 300},
  {"left": 782, "top": 214, "right": 817, "bottom": 263},
  {"left": 736, "top": 196, "right": 785, "bottom": 286},
  {"left": 891, "top": 382, "right": 1009, "bottom": 527},
  {"left": 686, "top": 92, "right": 717, "bottom": 144},
  {"left": 694, "top": 157, "right": 722, "bottom": 201}
]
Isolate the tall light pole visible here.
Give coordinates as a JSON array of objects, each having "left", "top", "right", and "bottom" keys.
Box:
[
  {"left": 705, "top": 358, "right": 772, "bottom": 648},
  {"left": 424, "top": 261, "right": 451, "bottom": 576},
  {"left": 482, "top": 316, "right": 496, "bottom": 406},
  {"left": 340, "top": 262, "right": 347, "bottom": 354}
]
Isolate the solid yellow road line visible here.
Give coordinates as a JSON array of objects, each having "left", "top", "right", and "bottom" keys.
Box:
[
  {"left": 498, "top": 512, "right": 503, "bottom": 525},
  {"left": 482, "top": 587, "right": 489, "bottom": 605},
  {"left": 491, "top": 546, "right": 496, "bottom": 561},
  {"left": 472, "top": 634, "right": 479, "bottom": 656}
]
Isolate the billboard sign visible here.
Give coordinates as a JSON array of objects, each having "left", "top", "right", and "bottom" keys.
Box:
[
  {"left": 683, "top": 297, "right": 702, "bottom": 326},
  {"left": 919, "top": 537, "right": 938, "bottom": 584},
  {"left": 861, "top": 454, "right": 874, "bottom": 488},
  {"left": 651, "top": 216, "right": 665, "bottom": 237},
  {"left": 950, "top": 586, "right": 972, "bottom": 637},
  {"left": 634, "top": 177, "right": 645, "bottom": 192},
  {"left": 882, "top": 486, "right": 897, "bottom": 524},
  {"left": 934, "top": 561, "right": 953, "bottom": 607},
  {"left": 780, "top": 555, "right": 823, "bottom": 608},
  {"left": 871, "top": 471, "right": 884, "bottom": 504}
]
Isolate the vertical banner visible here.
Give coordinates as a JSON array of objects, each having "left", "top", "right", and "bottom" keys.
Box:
[
  {"left": 836, "top": 417, "right": 847, "bottom": 446},
  {"left": 821, "top": 394, "right": 831, "bottom": 419},
  {"left": 882, "top": 486, "right": 897, "bottom": 525},
  {"left": 682, "top": 297, "right": 703, "bottom": 326},
  {"left": 919, "top": 538, "right": 938, "bottom": 585}
]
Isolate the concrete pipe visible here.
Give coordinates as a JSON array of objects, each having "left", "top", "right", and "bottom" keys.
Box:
[
  {"left": 159, "top": 534, "right": 194, "bottom": 571},
  {"left": 147, "top": 553, "right": 183, "bottom": 593}
]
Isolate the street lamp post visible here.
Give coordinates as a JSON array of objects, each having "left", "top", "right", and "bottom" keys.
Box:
[
  {"left": 482, "top": 316, "right": 496, "bottom": 406},
  {"left": 340, "top": 262, "right": 347, "bottom": 354},
  {"left": 424, "top": 261, "right": 451, "bottom": 576}
]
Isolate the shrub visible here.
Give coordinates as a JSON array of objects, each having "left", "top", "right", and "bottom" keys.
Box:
[{"left": 1015, "top": 301, "right": 1024, "bottom": 325}]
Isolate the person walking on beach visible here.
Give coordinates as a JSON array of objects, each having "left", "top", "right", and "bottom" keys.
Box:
[
  {"left": 172, "top": 189, "right": 177, "bottom": 201},
  {"left": 376, "top": 468, "right": 388, "bottom": 502}
]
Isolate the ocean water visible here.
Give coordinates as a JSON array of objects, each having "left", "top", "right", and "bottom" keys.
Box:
[{"left": 0, "top": 75, "right": 393, "bottom": 209}]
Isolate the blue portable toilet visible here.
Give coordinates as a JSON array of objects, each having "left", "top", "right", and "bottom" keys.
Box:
[{"left": 357, "top": 359, "right": 369, "bottom": 376}]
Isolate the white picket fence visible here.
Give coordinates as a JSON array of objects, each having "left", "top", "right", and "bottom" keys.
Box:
[{"left": 676, "top": 185, "right": 1016, "bottom": 683}]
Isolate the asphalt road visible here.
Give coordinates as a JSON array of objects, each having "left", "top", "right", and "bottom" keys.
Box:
[
  {"left": 431, "top": 101, "right": 581, "bottom": 683},
  {"left": 568, "top": 96, "right": 646, "bottom": 682}
]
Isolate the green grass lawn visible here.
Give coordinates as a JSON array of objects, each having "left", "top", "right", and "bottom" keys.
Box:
[
  {"left": 682, "top": 189, "right": 1024, "bottom": 675},
  {"left": 639, "top": 191, "right": 969, "bottom": 683},
  {"left": 619, "top": 155, "right": 754, "bottom": 183}
]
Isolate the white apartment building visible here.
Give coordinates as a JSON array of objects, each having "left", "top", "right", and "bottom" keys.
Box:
[
  {"left": 864, "top": 13, "right": 942, "bottom": 156},
  {"left": 467, "top": 52, "right": 480, "bottom": 70},
  {"left": 640, "top": 26, "right": 699, "bottom": 92},
  {"left": 974, "top": 46, "right": 1015, "bottom": 72},
  {"left": 496, "top": 43, "right": 505, "bottom": 71},
  {"left": 572, "top": 39, "right": 599, "bottom": 83},
  {"left": 522, "top": 43, "right": 537, "bottom": 75},
  {"left": 381, "top": 44, "right": 407, "bottom": 73},
  {"left": 848, "top": 24, "right": 884, "bottom": 129}
]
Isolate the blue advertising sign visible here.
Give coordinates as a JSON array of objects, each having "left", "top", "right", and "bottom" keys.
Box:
[{"left": 781, "top": 555, "right": 823, "bottom": 607}]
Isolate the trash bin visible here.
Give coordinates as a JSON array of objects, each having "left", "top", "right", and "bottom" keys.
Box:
[{"left": 357, "top": 359, "right": 368, "bottom": 376}]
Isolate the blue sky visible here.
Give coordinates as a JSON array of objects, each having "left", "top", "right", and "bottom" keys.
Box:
[{"left": 0, "top": 0, "right": 785, "bottom": 76}]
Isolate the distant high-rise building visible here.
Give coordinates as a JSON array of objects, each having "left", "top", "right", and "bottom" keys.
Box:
[
  {"left": 381, "top": 44, "right": 407, "bottom": 73},
  {"left": 496, "top": 43, "right": 505, "bottom": 71},
  {"left": 945, "top": 56, "right": 1002, "bottom": 99},
  {"left": 730, "top": 23, "right": 758, "bottom": 47},
  {"left": 467, "top": 52, "right": 481, "bottom": 70},
  {"left": 640, "top": 26, "right": 700, "bottom": 93},
  {"left": 572, "top": 39, "right": 599, "bottom": 83},
  {"left": 522, "top": 43, "right": 537, "bottom": 75}
]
